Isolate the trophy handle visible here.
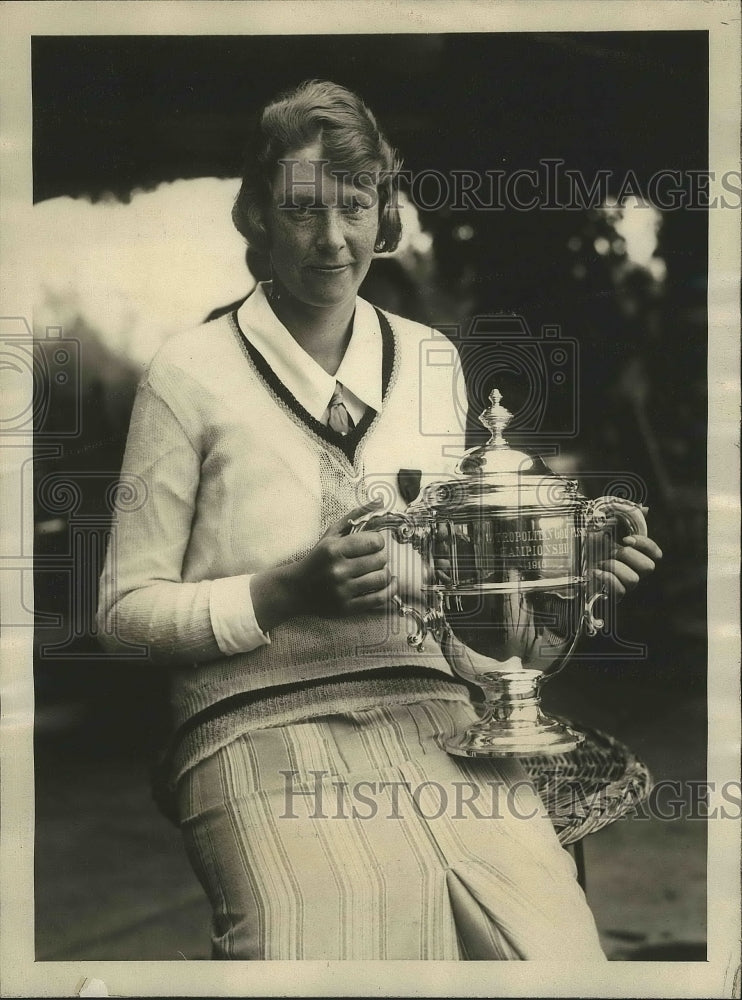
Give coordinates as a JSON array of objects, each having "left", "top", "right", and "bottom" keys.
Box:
[
  {"left": 348, "top": 510, "right": 420, "bottom": 544},
  {"left": 391, "top": 595, "right": 446, "bottom": 651},
  {"left": 584, "top": 497, "right": 648, "bottom": 636},
  {"left": 349, "top": 511, "right": 441, "bottom": 650}
]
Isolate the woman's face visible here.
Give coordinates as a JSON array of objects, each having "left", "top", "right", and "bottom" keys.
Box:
[{"left": 267, "top": 139, "right": 381, "bottom": 310}]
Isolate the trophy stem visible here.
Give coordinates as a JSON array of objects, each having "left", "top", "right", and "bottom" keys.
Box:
[{"left": 445, "top": 671, "right": 585, "bottom": 757}]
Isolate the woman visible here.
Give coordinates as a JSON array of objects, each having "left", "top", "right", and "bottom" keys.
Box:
[{"left": 98, "top": 80, "right": 661, "bottom": 960}]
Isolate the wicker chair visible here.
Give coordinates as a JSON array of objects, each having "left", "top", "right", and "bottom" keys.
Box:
[{"left": 520, "top": 724, "right": 652, "bottom": 890}]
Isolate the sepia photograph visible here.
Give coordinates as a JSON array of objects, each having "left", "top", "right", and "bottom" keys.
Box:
[{"left": 1, "top": 2, "right": 739, "bottom": 997}]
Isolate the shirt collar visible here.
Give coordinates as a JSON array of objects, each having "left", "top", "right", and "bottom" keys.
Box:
[{"left": 236, "top": 282, "right": 382, "bottom": 423}]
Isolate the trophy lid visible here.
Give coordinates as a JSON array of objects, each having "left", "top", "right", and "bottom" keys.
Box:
[
  {"left": 456, "top": 389, "right": 551, "bottom": 477},
  {"left": 413, "top": 388, "right": 580, "bottom": 514}
]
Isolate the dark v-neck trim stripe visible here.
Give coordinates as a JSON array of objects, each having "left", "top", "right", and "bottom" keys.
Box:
[{"left": 229, "top": 304, "right": 396, "bottom": 464}]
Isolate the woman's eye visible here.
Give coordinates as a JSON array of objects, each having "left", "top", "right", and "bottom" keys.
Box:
[{"left": 344, "top": 200, "right": 370, "bottom": 217}]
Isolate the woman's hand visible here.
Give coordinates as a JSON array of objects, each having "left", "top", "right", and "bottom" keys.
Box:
[
  {"left": 250, "top": 501, "right": 398, "bottom": 632},
  {"left": 293, "top": 503, "right": 398, "bottom": 616},
  {"left": 591, "top": 532, "right": 663, "bottom": 601}
]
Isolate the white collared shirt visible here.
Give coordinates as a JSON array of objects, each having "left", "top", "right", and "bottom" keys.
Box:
[{"left": 235, "top": 282, "right": 382, "bottom": 427}]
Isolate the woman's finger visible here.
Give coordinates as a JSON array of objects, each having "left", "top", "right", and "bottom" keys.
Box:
[
  {"left": 592, "top": 567, "right": 627, "bottom": 601},
  {"left": 342, "top": 549, "right": 388, "bottom": 579},
  {"left": 434, "top": 558, "right": 453, "bottom": 585},
  {"left": 345, "top": 567, "right": 392, "bottom": 599},
  {"left": 337, "top": 531, "right": 387, "bottom": 558},
  {"left": 596, "top": 560, "right": 640, "bottom": 593},
  {"left": 347, "top": 576, "right": 399, "bottom": 612},
  {"left": 325, "top": 500, "right": 384, "bottom": 537},
  {"left": 610, "top": 546, "right": 657, "bottom": 577},
  {"left": 621, "top": 535, "right": 663, "bottom": 561}
]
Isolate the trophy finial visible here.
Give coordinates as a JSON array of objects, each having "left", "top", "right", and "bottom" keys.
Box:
[{"left": 480, "top": 387, "right": 512, "bottom": 446}]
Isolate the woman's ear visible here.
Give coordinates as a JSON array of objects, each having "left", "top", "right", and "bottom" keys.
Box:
[{"left": 248, "top": 202, "right": 270, "bottom": 249}]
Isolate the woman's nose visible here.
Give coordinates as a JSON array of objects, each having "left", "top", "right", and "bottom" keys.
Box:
[{"left": 315, "top": 209, "right": 346, "bottom": 252}]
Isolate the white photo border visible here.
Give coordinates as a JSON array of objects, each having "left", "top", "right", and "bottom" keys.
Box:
[{"left": 1, "top": 2, "right": 739, "bottom": 997}]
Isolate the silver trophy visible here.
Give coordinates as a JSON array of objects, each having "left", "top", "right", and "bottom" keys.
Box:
[{"left": 353, "top": 389, "right": 647, "bottom": 757}]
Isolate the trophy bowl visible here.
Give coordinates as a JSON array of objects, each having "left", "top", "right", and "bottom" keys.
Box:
[{"left": 352, "top": 389, "right": 647, "bottom": 758}]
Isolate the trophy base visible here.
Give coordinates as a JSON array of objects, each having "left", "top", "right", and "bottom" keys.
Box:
[
  {"left": 444, "top": 671, "right": 585, "bottom": 757},
  {"left": 445, "top": 717, "right": 584, "bottom": 758}
]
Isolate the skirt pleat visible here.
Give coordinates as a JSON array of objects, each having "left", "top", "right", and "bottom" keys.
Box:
[{"left": 177, "top": 699, "right": 607, "bottom": 961}]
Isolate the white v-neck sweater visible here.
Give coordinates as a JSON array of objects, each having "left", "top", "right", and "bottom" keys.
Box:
[{"left": 97, "top": 303, "right": 472, "bottom": 775}]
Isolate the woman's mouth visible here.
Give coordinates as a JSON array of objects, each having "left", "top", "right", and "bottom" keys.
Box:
[{"left": 309, "top": 263, "right": 351, "bottom": 273}]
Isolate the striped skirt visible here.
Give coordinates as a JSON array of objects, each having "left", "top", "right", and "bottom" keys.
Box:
[{"left": 177, "top": 699, "right": 607, "bottom": 961}]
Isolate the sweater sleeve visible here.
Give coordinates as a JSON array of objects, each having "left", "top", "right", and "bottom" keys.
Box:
[{"left": 96, "top": 377, "right": 269, "bottom": 664}]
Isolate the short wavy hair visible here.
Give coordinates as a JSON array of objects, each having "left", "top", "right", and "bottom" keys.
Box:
[{"left": 232, "top": 80, "right": 403, "bottom": 278}]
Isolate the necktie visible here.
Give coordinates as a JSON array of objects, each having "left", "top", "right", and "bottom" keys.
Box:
[{"left": 327, "top": 381, "right": 355, "bottom": 436}]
